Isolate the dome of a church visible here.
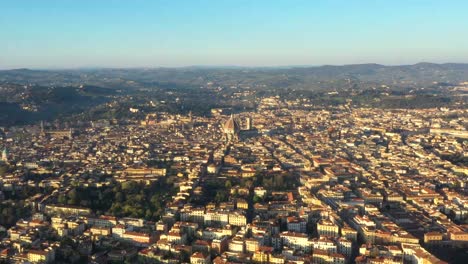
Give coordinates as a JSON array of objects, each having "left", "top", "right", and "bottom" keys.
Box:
[{"left": 223, "top": 114, "right": 240, "bottom": 134}]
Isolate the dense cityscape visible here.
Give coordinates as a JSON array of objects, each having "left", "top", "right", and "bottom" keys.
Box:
[
  {"left": 0, "top": 92, "right": 466, "bottom": 263},
  {"left": 1, "top": 1, "right": 468, "bottom": 263}
]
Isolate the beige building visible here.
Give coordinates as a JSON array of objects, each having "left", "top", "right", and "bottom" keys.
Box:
[
  {"left": 27, "top": 248, "right": 55, "bottom": 263},
  {"left": 317, "top": 219, "right": 340, "bottom": 238}
]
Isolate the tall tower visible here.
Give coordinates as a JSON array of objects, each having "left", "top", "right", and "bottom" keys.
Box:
[
  {"left": 40, "top": 121, "right": 45, "bottom": 137},
  {"left": 1, "top": 148, "right": 8, "bottom": 163},
  {"left": 223, "top": 114, "right": 240, "bottom": 142},
  {"left": 246, "top": 117, "right": 252, "bottom": 130}
]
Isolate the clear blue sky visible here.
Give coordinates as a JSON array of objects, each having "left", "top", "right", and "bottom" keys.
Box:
[{"left": 1, "top": 0, "right": 467, "bottom": 69}]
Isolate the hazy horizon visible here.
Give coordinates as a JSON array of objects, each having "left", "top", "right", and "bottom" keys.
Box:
[{"left": 2, "top": 61, "right": 468, "bottom": 71}]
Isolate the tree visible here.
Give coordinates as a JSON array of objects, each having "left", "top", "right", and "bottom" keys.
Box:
[
  {"left": 145, "top": 209, "right": 153, "bottom": 219},
  {"left": 253, "top": 195, "right": 262, "bottom": 204},
  {"left": 58, "top": 194, "right": 67, "bottom": 204},
  {"left": 215, "top": 191, "right": 227, "bottom": 204},
  {"left": 225, "top": 180, "right": 232, "bottom": 189},
  {"left": 0, "top": 165, "right": 8, "bottom": 176},
  {"left": 151, "top": 194, "right": 161, "bottom": 208},
  {"left": 110, "top": 203, "right": 123, "bottom": 216},
  {"left": 263, "top": 178, "right": 273, "bottom": 189},
  {"left": 273, "top": 175, "right": 284, "bottom": 189},
  {"left": 115, "top": 192, "right": 124, "bottom": 202},
  {"left": 245, "top": 180, "right": 253, "bottom": 189},
  {"left": 122, "top": 181, "right": 138, "bottom": 193},
  {"left": 67, "top": 189, "right": 78, "bottom": 205}
]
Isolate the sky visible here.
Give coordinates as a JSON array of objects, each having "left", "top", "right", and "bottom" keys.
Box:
[{"left": 1, "top": 0, "right": 468, "bottom": 69}]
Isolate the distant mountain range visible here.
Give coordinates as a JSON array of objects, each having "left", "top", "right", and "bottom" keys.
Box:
[
  {"left": 1, "top": 62, "right": 467, "bottom": 126},
  {"left": 1, "top": 63, "right": 468, "bottom": 89}
]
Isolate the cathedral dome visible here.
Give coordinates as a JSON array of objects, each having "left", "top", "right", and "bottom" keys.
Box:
[
  {"left": 223, "top": 114, "right": 240, "bottom": 134},
  {"left": 223, "top": 114, "right": 240, "bottom": 142}
]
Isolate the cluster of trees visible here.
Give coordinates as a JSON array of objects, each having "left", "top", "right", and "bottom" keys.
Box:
[
  {"left": 256, "top": 173, "right": 298, "bottom": 191},
  {"left": 200, "top": 172, "right": 299, "bottom": 206},
  {"left": 4, "top": 185, "right": 51, "bottom": 201},
  {"left": 0, "top": 164, "right": 12, "bottom": 176},
  {"left": 0, "top": 200, "right": 30, "bottom": 227},
  {"left": 203, "top": 181, "right": 230, "bottom": 204},
  {"left": 0, "top": 84, "right": 112, "bottom": 125},
  {"left": 57, "top": 185, "right": 114, "bottom": 214},
  {"left": 58, "top": 178, "right": 176, "bottom": 221},
  {"left": 0, "top": 185, "right": 53, "bottom": 228},
  {"left": 107, "top": 180, "right": 174, "bottom": 221},
  {"left": 372, "top": 95, "right": 453, "bottom": 109}
]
